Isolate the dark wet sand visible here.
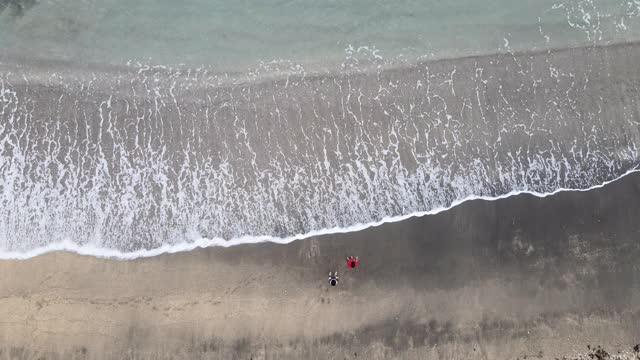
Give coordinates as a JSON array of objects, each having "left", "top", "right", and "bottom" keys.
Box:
[{"left": 1, "top": 172, "right": 639, "bottom": 359}]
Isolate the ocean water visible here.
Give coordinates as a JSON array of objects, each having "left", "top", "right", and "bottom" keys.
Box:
[
  {"left": 1, "top": 0, "right": 640, "bottom": 257},
  {"left": 2, "top": 0, "right": 640, "bottom": 69}
]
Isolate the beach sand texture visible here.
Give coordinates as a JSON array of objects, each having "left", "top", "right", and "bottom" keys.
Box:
[
  {"left": 1, "top": 170, "right": 639, "bottom": 359},
  {"left": 2, "top": 1, "right": 640, "bottom": 357}
]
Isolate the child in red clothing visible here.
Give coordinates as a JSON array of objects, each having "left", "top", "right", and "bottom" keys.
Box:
[{"left": 346, "top": 256, "right": 359, "bottom": 269}]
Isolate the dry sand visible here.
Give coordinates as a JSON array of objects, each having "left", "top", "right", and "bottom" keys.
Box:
[{"left": 1, "top": 173, "right": 640, "bottom": 359}]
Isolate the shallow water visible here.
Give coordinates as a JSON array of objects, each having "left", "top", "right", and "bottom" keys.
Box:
[
  {"left": 1, "top": 0, "right": 640, "bottom": 256},
  {"left": 1, "top": 0, "right": 640, "bottom": 70}
]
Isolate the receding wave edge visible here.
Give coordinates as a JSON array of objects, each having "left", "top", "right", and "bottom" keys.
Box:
[{"left": 1, "top": 166, "right": 637, "bottom": 261}]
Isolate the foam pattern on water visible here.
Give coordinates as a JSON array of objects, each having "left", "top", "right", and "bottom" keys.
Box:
[{"left": 1, "top": 41, "right": 640, "bottom": 254}]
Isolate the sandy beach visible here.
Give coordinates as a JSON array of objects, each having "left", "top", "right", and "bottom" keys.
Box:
[
  {"left": 3, "top": 1, "right": 640, "bottom": 358},
  {"left": 1, "top": 171, "right": 639, "bottom": 359}
]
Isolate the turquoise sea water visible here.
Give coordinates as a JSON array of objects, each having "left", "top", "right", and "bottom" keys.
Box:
[{"left": 2, "top": 0, "right": 640, "bottom": 71}]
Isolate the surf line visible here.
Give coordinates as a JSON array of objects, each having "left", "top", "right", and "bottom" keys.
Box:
[{"left": 1, "top": 164, "right": 639, "bottom": 261}]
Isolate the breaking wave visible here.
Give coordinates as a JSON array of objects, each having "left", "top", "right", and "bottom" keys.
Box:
[
  {"left": 0, "top": 166, "right": 638, "bottom": 260},
  {"left": 1, "top": 41, "right": 640, "bottom": 258}
]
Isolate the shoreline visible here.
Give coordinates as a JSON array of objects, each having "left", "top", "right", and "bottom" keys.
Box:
[
  {"left": 0, "top": 166, "right": 638, "bottom": 261},
  {"left": 1, "top": 169, "right": 639, "bottom": 359},
  {"left": 2, "top": 34, "right": 640, "bottom": 259}
]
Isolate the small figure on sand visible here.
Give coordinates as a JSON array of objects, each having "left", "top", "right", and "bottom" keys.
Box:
[
  {"left": 346, "top": 256, "right": 359, "bottom": 269},
  {"left": 328, "top": 271, "right": 339, "bottom": 286}
]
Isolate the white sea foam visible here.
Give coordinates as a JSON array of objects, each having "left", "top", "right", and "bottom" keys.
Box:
[
  {"left": 1, "top": 166, "right": 636, "bottom": 261},
  {"left": 1, "top": 39, "right": 639, "bottom": 256},
  {"left": 2, "top": 0, "right": 640, "bottom": 257}
]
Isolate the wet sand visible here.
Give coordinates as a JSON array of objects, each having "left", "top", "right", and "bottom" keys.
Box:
[{"left": 1, "top": 172, "right": 639, "bottom": 359}]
